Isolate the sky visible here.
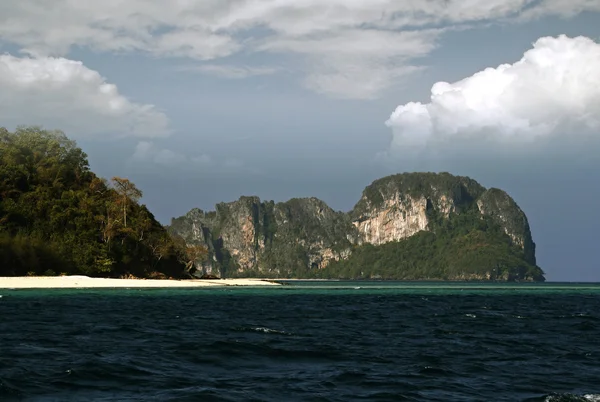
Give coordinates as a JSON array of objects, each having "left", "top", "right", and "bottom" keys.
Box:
[{"left": 1, "top": 1, "right": 599, "bottom": 281}]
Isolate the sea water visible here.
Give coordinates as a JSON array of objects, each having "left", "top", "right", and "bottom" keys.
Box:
[{"left": 1, "top": 281, "right": 599, "bottom": 401}]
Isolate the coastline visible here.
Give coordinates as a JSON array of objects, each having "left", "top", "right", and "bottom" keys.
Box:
[{"left": 0, "top": 276, "right": 280, "bottom": 289}]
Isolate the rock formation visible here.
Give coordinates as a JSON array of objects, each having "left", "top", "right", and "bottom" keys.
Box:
[{"left": 168, "top": 172, "right": 544, "bottom": 281}]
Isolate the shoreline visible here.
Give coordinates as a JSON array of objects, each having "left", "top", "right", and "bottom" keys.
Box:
[{"left": 0, "top": 276, "right": 280, "bottom": 289}]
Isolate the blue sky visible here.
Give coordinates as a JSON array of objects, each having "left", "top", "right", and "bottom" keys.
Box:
[{"left": 1, "top": 2, "right": 599, "bottom": 281}]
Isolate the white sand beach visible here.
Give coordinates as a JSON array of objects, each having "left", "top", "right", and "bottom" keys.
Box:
[{"left": 0, "top": 276, "right": 280, "bottom": 289}]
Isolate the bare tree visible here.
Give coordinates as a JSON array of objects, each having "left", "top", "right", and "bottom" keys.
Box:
[{"left": 111, "top": 176, "right": 142, "bottom": 227}]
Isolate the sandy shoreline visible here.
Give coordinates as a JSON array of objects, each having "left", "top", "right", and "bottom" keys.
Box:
[{"left": 0, "top": 276, "right": 281, "bottom": 289}]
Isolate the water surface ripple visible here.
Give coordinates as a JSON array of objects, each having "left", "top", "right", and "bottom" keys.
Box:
[{"left": 0, "top": 282, "right": 599, "bottom": 401}]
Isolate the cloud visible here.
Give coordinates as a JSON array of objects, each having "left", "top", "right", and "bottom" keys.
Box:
[
  {"left": 0, "top": 54, "right": 170, "bottom": 138},
  {"left": 1, "top": 1, "right": 598, "bottom": 99},
  {"left": 384, "top": 35, "right": 600, "bottom": 164},
  {"left": 178, "top": 64, "right": 280, "bottom": 79},
  {"left": 191, "top": 154, "right": 212, "bottom": 165},
  {"left": 131, "top": 142, "right": 268, "bottom": 178},
  {"left": 260, "top": 29, "right": 439, "bottom": 99},
  {"left": 153, "top": 29, "right": 240, "bottom": 60},
  {"left": 223, "top": 158, "right": 244, "bottom": 169},
  {"left": 133, "top": 141, "right": 210, "bottom": 167},
  {"left": 517, "top": 0, "right": 600, "bottom": 20}
]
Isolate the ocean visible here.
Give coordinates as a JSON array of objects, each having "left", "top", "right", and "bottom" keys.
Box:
[{"left": 1, "top": 281, "right": 599, "bottom": 401}]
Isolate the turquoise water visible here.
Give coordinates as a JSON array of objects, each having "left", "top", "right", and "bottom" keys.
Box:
[
  {"left": 3, "top": 280, "right": 599, "bottom": 297},
  {"left": 1, "top": 281, "right": 599, "bottom": 401}
]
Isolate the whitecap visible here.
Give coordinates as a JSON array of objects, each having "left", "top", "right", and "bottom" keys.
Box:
[
  {"left": 251, "top": 327, "right": 292, "bottom": 335},
  {"left": 545, "top": 393, "right": 600, "bottom": 401}
]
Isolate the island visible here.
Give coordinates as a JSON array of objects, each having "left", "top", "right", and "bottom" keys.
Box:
[
  {"left": 1, "top": 126, "right": 544, "bottom": 283},
  {"left": 171, "top": 172, "right": 544, "bottom": 282}
]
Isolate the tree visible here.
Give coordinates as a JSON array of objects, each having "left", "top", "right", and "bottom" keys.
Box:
[
  {"left": 111, "top": 176, "right": 142, "bottom": 227},
  {"left": 185, "top": 245, "right": 209, "bottom": 274},
  {"left": 169, "top": 234, "right": 209, "bottom": 276},
  {"left": 0, "top": 126, "right": 187, "bottom": 278}
]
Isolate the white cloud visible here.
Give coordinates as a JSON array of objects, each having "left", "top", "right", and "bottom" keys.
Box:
[
  {"left": 517, "top": 0, "right": 600, "bottom": 20},
  {"left": 179, "top": 64, "right": 280, "bottom": 79},
  {"left": 0, "top": 54, "right": 170, "bottom": 138},
  {"left": 384, "top": 35, "right": 600, "bottom": 161},
  {"left": 259, "top": 29, "right": 439, "bottom": 99},
  {"left": 1, "top": 1, "right": 598, "bottom": 99},
  {"left": 153, "top": 29, "right": 240, "bottom": 60}
]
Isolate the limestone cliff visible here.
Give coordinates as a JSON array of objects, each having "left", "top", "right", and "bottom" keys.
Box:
[
  {"left": 476, "top": 188, "right": 537, "bottom": 265},
  {"left": 169, "top": 196, "right": 358, "bottom": 277},
  {"left": 168, "top": 172, "right": 544, "bottom": 281},
  {"left": 350, "top": 173, "right": 485, "bottom": 245}
]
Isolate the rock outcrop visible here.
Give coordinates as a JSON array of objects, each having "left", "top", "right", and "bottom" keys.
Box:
[
  {"left": 350, "top": 173, "right": 485, "bottom": 245},
  {"left": 170, "top": 196, "right": 358, "bottom": 277},
  {"left": 168, "top": 172, "right": 543, "bottom": 281},
  {"left": 476, "top": 188, "right": 537, "bottom": 265}
]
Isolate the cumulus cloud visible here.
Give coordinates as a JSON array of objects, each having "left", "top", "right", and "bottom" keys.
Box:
[
  {"left": 0, "top": 54, "right": 170, "bottom": 138},
  {"left": 1, "top": 1, "right": 598, "bottom": 99},
  {"left": 384, "top": 35, "right": 600, "bottom": 163}
]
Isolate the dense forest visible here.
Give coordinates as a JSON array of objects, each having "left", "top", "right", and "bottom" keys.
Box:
[
  {"left": 313, "top": 208, "right": 544, "bottom": 281},
  {"left": 0, "top": 126, "right": 201, "bottom": 278}
]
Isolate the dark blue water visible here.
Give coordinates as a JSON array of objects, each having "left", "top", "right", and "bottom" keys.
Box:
[{"left": 1, "top": 282, "right": 599, "bottom": 401}]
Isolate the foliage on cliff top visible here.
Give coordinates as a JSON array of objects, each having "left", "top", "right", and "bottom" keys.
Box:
[
  {"left": 274, "top": 197, "right": 356, "bottom": 242},
  {"left": 352, "top": 172, "right": 486, "bottom": 218},
  {"left": 0, "top": 126, "right": 187, "bottom": 278}
]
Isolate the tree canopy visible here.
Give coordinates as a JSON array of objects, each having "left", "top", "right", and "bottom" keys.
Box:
[{"left": 0, "top": 126, "right": 197, "bottom": 278}]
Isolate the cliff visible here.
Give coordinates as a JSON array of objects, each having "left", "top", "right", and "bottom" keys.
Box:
[
  {"left": 170, "top": 196, "right": 358, "bottom": 277},
  {"left": 350, "top": 173, "right": 486, "bottom": 245},
  {"left": 168, "top": 172, "right": 544, "bottom": 281}
]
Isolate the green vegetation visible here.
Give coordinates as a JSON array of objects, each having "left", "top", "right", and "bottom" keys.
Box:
[
  {"left": 316, "top": 208, "right": 544, "bottom": 281},
  {"left": 0, "top": 126, "right": 190, "bottom": 278},
  {"left": 241, "top": 197, "right": 356, "bottom": 278},
  {"left": 352, "top": 172, "right": 486, "bottom": 218}
]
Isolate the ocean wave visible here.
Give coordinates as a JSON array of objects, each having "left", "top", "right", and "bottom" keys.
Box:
[
  {"left": 541, "top": 393, "right": 600, "bottom": 401},
  {"left": 233, "top": 326, "right": 293, "bottom": 335},
  {"left": 1, "top": 290, "right": 599, "bottom": 400}
]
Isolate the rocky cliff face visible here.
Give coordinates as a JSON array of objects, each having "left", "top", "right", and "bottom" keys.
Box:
[
  {"left": 168, "top": 172, "right": 542, "bottom": 281},
  {"left": 169, "top": 196, "right": 358, "bottom": 277},
  {"left": 350, "top": 173, "right": 485, "bottom": 245},
  {"left": 352, "top": 195, "right": 430, "bottom": 246},
  {"left": 476, "top": 188, "right": 537, "bottom": 265}
]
